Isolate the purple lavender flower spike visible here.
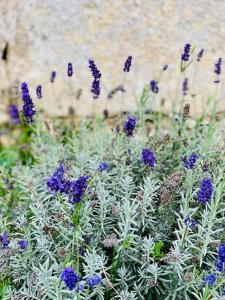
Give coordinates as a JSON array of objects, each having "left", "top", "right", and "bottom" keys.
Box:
[
  {"left": 36, "top": 85, "right": 42, "bottom": 99},
  {"left": 181, "top": 43, "right": 191, "bottom": 62},
  {"left": 91, "top": 78, "right": 100, "bottom": 99},
  {"left": 217, "top": 243, "right": 225, "bottom": 272},
  {"left": 18, "top": 240, "right": 28, "bottom": 250},
  {"left": 150, "top": 80, "right": 159, "bottom": 94},
  {"left": 183, "top": 153, "right": 198, "bottom": 169},
  {"left": 141, "top": 149, "right": 156, "bottom": 168},
  {"left": 123, "top": 116, "right": 137, "bottom": 136},
  {"left": 204, "top": 274, "right": 216, "bottom": 286},
  {"left": 50, "top": 71, "right": 56, "bottom": 83},
  {"left": 0, "top": 231, "right": 9, "bottom": 247},
  {"left": 86, "top": 274, "right": 102, "bottom": 287},
  {"left": 8, "top": 104, "right": 21, "bottom": 125},
  {"left": 98, "top": 162, "right": 109, "bottom": 172},
  {"left": 61, "top": 267, "right": 80, "bottom": 290},
  {"left": 123, "top": 56, "right": 132, "bottom": 72},
  {"left": 67, "top": 63, "right": 73, "bottom": 77},
  {"left": 21, "top": 82, "right": 35, "bottom": 124},
  {"left": 197, "top": 49, "right": 204, "bottom": 62},
  {"left": 68, "top": 176, "right": 89, "bottom": 204},
  {"left": 197, "top": 178, "right": 214, "bottom": 206},
  {"left": 182, "top": 78, "right": 188, "bottom": 96},
  {"left": 214, "top": 58, "right": 222, "bottom": 83},
  {"left": 89, "top": 59, "right": 101, "bottom": 98}
]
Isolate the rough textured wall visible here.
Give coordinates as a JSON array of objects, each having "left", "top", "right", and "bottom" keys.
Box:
[{"left": 0, "top": 0, "right": 225, "bottom": 121}]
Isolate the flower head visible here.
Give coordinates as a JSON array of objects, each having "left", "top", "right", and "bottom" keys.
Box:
[
  {"left": 204, "top": 274, "right": 216, "bottom": 286},
  {"left": 89, "top": 59, "right": 101, "bottom": 79},
  {"left": 50, "top": 71, "right": 56, "bottom": 83},
  {"left": 98, "top": 162, "right": 109, "bottom": 172},
  {"left": 123, "top": 116, "right": 137, "bottom": 136},
  {"left": 47, "top": 164, "right": 69, "bottom": 194},
  {"left": 69, "top": 176, "right": 89, "bottom": 204},
  {"left": 184, "top": 216, "right": 197, "bottom": 229},
  {"left": 61, "top": 267, "right": 80, "bottom": 290},
  {"left": 91, "top": 78, "right": 100, "bottom": 99},
  {"left": 183, "top": 153, "right": 198, "bottom": 169},
  {"left": 88, "top": 60, "right": 101, "bottom": 99},
  {"left": 197, "top": 178, "right": 214, "bottom": 205},
  {"left": 150, "top": 80, "right": 159, "bottom": 94},
  {"left": 21, "top": 82, "right": 36, "bottom": 124},
  {"left": 0, "top": 231, "right": 9, "bottom": 247},
  {"left": 182, "top": 78, "right": 188, "bottom": 96},
  {"left": 217, "top": 243, "right": 225, "bottom": 272},
  {"left": 86, "top": 274, "right": 102, "bottom": 287},
  {"left": 123, "top": 56, "right": 132, "bottom": 72},
  {"left": 36, "top": 85, "right": 42, "bottom": 99},
  {"left": 181, "top": 43, "right": 191, "bottom": 61},
  {"left": 8, "top": 104, "right": 21, "bottom": 125},
  {"left": 18, "top": 240, "right": 28, "bottom": 250},
  {"left": 214, "top": 58, "right": 222, "bottom": 75},
  {"left": 141, "top": 149, "right": 156, "bottom": 168},
  {"left": 197, "top": 49, "right": 204, "bottom": 62},
  {"left": 67, "top": 63, "right": 73, "bottom": 77}
]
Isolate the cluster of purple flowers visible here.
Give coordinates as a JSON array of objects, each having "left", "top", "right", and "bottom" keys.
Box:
[
  {"left": 47, "top": 164, "right": 68, "bottom": 194},
  {"left": 8, "top": 104, "right": 21, "bottom": 125},
  {"left": 89, "top": 60, "right": 101, "bottom": 79},
  {"left": 86, "top": 274, "right": 102, "bottom": 287},
  {"left": 184, "top": 216, "right": 197, "bottom": 229},
  {"left": 18, "top": 240, "right": 28, "bottom": 250},
  {"left": 47, "top": 164, "right": 89, "bottom": 204},
  {"left": 123, "top": 116, "right": 137, "bottom": 136},
  {"left": 181, "top": 43, "right": 191, "bottom": 62},
  {"left": 150, "top": 80, "right": 159, "bottom": 94},
  {"left": 91, "top": 79, "right": 100, "bottom": 99},
  {"left": 61, "top": 268, "right": 101, "bottom": 291},
  {"left": 98, "top": 162, "right": 109, "bottom": 172},
  {"left": 217, "top": 243, "right": 225, "bottom": 272},
  {"left": 182, "top": 78, "right": 189, "bottom": 96},
  {"left": 61, "top": 268, "right": 81, "bottom": 290},
  {"left": 69, "top": 176, "right": 89, "bottom": 204},
  {"left": 0, "top": 231, "right": 9, "bottom": 247},
  {"left": 183, "top": 153, "right": 198, "bottom": 169},
  {"left": 50, "top": 70, "right": 56, "bottom": 83},
  {"left": 21, "top": 82, "right": 36, "bottom": 124},
  {"left": 197, "top": 178, "right": 214, "bottom": 206},
  {"left": 36, "top": 85, "right": 42, "bottom": 99},
  {"left": 214, "top": 57, "right": 222, "bottom": 83},
  {"left": 89, "top": 59, "right": 101, "bottom": 99},
  {"left": 214, "top": 58, "right": 222, "bottom": 75},
  {"left": 141, "top": 148, "right": 156, "bottom": 168},
  {"left": 67, "top": 63, "right": 73, "bottom": 77},
  {"left": 123, "top": 56, "right": 132, "bottom": 72},
  {"left": 197, "top": 49, "right": 204, "bottom": 62},
  {"left": 204, "top": 274, "right": 216, "bottom": 286}
]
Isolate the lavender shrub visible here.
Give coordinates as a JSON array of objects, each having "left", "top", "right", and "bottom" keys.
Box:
[{"left": 0, "top": 106, "right": 224, "bottom": 300}]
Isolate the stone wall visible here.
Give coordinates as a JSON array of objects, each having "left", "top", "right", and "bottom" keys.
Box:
[{"left": 0, "top": 0, "right": 225, "bottom": 121}]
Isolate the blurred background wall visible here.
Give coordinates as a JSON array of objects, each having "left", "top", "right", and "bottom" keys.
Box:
[{"left": 0, "top": 0, "right": 225, "bottom": 121}]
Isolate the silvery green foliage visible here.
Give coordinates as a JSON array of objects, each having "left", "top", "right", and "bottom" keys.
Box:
[{"left": 0, "top": 113, "right": 225, "bottom": 300}]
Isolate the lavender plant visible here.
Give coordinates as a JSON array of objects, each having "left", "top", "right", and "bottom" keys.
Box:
[{"left": 0, "top": 103, "right": 224, "bottom": 300}]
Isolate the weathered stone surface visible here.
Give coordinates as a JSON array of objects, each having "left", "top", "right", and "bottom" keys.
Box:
[{"left": 0, "top": 0, "right": 225, "bottom": 121}]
